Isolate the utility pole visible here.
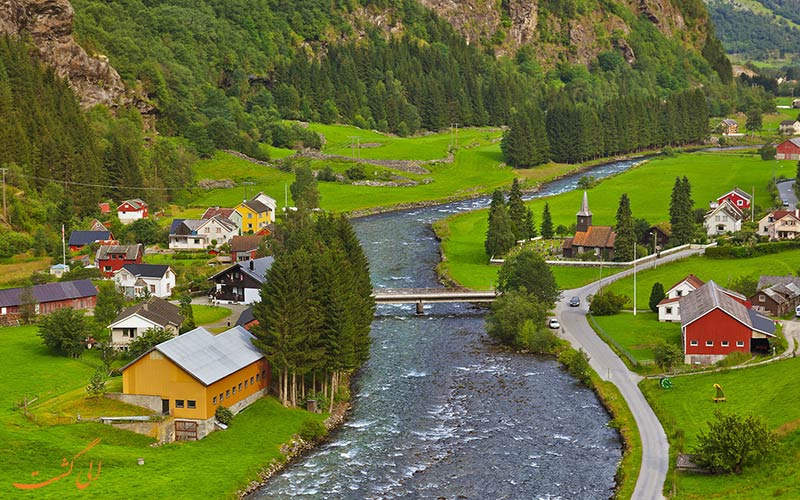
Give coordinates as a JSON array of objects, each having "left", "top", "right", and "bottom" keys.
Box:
[
  {"left": 633, "top": 241, "right": 637, "bottom": 316},
  {"left": 349, "top": 136, "right": 360, "bottom": 160},
  {"left": 450, "top": 122, "right": 459, "bottom": 149},
  {"left": 0, "top": 167, "right": 6, "bottom": 223}
]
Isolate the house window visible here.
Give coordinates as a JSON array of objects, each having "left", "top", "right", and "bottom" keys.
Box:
[
  {"left": 226, "top": 389, "right": 230, "bottom": 398},
  {"left": 238, "top": 383, "right": 242, "bottom": 391},
  {"left": 705, "top": 340, "right": 714, "bottom": 347},
  {"left": 244, "top": 379, "right": 248, "bottom": 388},
  {"left": 721, "top": 341, "right": 729, "bottom": 347},
  {"left": 759, "top": 295, "right": 765, "bottom": 302},
  {"left": 150, "top": 284, "right": 156, "bottom": 293},
  {"left": 104, "top": 266, "right": 113, "bottom": 272},
  {"left": 737, "top": 199, "right": 743, "bottom": 206},
  {"left": 736, "top": 341, "right": 745, "bottom": 347},
  {"left": 216, "top": 227, "right": 221, "bottom": 233},
  {"left": 220, "top": 392, "right": 224, "bottom": 401},
  {"left": 122, "top": 328, "right": 136, "bottom": 338},
  {"left": 1, "top": 307, "right": 5, "bottom": 315},
  {"left": 715, "top": 215, "right": 720, "bottom": 222},
  {"left": 676, "top": 290, "right": 682, "bottom": 297},
  {"left": 251, "top": 376, "right": 255, "bottom": 385},
  {"left": 248, "top": 213, "right": 252, "bottom": 219},
  {"left": 232, "top": 386, "right": 236, "bottom": 395},
  {"left": 247, "top": 223, "right": 253, "bottom": 230},
  {"left": 187, "top": 400, "right": 196, "bottom": 409},
  {"left": 176, "top": 400, "right": 185, "bottom": 408},
  {"left": 261, "top": 370, "right": 266, "bottom": 380},
  {"left": 690, "top": 340, "right": 698, "bottom": 346},
  {"left": 666, "top": 307, "right": 673, "bottom": 314},
  {"left": 194, "top": 238, "right": 201, "bottom": 244},
  {"left": 213, "top": 396, "right": 217, "bottom": 405}
]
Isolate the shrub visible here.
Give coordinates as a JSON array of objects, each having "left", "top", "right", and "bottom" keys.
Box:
[
  {"left": 298, "top": 420, "right": 328, "bottom": 442},
  {"left": 589, "top": 290, "right": 628, "bottom": 316},
  {"left": 715, "top": 351, "right": 751, "bottom": 367},
  {"left": 215, "top": 406, "right": 234, "bottom": 425},
  {"left": 558, "top": 348, "right": 592, "bottom": 386},
  {"left": 519, "top": 319, "right": 562, "bottom": 354},
  {"left": 345, "top": 165, "right": 367, "bottom": 180},
  {"left": 693, "top": 410, "right": 777, "bottom": 473},
  {"left": 317, "top": 165, "right": 337, "bottom": 182}
]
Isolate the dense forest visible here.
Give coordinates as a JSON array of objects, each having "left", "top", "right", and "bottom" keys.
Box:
[{"left": 707, "top": 0, "right": 800, "bottom": 58}]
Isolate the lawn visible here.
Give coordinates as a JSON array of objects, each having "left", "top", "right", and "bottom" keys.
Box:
[
  {"left": 0, "top": 325, "right": 327, "bottom": 499},
  {"left": 642, "top": 356, "right": 800, "bottom": 499},
  {"left": 436, "top": 151, "right": 786, "bottom": 290},
  {"left": 591, "top": 312, "right": 681, "bottom": 363},
  {"left": 192, "top": 304, "right": 231, "bottom": 326},
  {"left": 0, "top": 255, "right": 52, "bottom": 287}
]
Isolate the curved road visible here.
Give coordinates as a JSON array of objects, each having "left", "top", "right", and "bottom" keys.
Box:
[{"left": 555, "top": 247, "right": 706, "bottom": 500}]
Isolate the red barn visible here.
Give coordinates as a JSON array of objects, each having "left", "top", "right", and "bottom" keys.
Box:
[
  {"left": 716, "top": 187, "right": 752, "bottom": 211},
  {"left": 96, "top": 244, "right": 144, "bottom": 277},
  {"left": 230, "top": 235, "right": 265, "bottom": 262},
  {"left": 680, "top": 280, "right": 775, "bottom": 365},
  {"left": 0, "top": 280, "right": 97, "bottom": 325},
  {"left": 776, "top": 138, "right": 800, "bottom": 160},
  {"left": 117, "top": 199, "right": 149, "bottom": 224}
]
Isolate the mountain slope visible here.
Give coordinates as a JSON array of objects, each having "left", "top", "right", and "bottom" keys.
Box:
[{"left": 705, "top": 0, "right": 800, "bottom": 57}]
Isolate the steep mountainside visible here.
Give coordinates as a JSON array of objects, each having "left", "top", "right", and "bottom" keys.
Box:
[{"left": 705, "top": 0, "right": 800, "bottom": 57}]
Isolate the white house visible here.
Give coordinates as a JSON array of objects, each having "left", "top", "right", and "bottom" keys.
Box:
[
  {"left": 758, "top": 210, "right": 800, "bottom": 240},
  {"left": 657, "top": 274, "right": 705, "bottom": 322},
  {"left": 208, "top": 256, "right": 273, "bottom": 305},
  {"left": 703, "top": 199, "right": 743, "bottom": 237},
  {"left": 169, "top": 215, "right": 238, "bottom": 250},
  {"left": 108, "top": 297, "right": 183, "bottom": 350},
  {"left": 779, "top": 120, "right": 800, "bottom": 135},
  {"left": 117, "top": 199, "right": 149, "bottom": 225},
  {"left": 114, "top": 264, "right": 176, "bottom": 299}
]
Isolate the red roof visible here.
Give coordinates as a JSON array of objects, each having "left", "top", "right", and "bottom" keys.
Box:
[
  {"left": 572, "top": 226, "right": 615, "bottom": 248},
  {"left": 666, "top": 274, "right": 705, "bottom": 294},
  {"left": 202, "top": 207, "right": 235, "bottom": 220}
]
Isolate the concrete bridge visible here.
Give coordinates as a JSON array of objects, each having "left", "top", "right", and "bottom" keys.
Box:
[{"left": 372, "top": 288, "right": 497, "bottom": 314}]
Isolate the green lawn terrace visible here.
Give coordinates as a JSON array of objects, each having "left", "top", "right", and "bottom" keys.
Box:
[
  {"left": 0, "top": 325, "right": 326, "bottom": 499},
  {"left": 591, "top": 312, "right": 682, "bottom": 365},
  {"left": 643, "top": 356, "right": 800, "bottom": 499}
]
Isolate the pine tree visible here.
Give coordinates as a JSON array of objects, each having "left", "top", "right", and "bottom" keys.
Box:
[
  {"left": 670, "top": 176, "right": 695, "bottom": 245},
  {"left": 485, "top": 201, "right": 516, "bottom": 258},
  {"left": 540, "top": 203, "right": 554, "bottom": 239},
  {"left": 507, "top": 178, "right": 528, "bottom": 240},
  {"left": 290, "top": 164, "right": 320, "bottom": 210},
  {"left": 649, "top": 282, "right": 665, "bottom": 313},
  {"left": 614, "top": 193, "right": 636, "bottom": 262},
  {"left": 501, "top": 109, "right": 535, "bottom": 168},
  {"left": 525, "top": 208, "right": 537, "bottom": 238}
]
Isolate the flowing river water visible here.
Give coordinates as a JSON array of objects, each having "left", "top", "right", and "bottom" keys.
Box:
[{"left": 251, "top": 159, "right": 642, "bottom": 499}]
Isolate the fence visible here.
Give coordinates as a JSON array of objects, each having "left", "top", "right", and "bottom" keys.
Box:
[{"left": 587, "top": 314, "right": 653, "bottom": 367}]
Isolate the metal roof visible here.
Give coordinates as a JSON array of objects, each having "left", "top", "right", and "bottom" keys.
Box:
[
  {"left": 68, "top": 230, "right": 111, "bottom": 246},
  {"left": 96, "top": 244, "right": 143, "bottom": 261},
  {"left": 127, "top": 326, "right": 264, "bottom": 386},
  {"left": 0, "top": 280, "right": 97, "bottom": 308},
  {"left": 208, "top": 256, "right": 274, "bottom": 284},
  {"left": 120, "top": 264, "right": 170, "bottom": 279},
  {"left": 747, "top": 310, "right": 776, "bottom": 336},
  {"left": 757, "top": 275, "right": 800, "bottom": 291},
  {"left": 235, "top": 307, "right": 255, "bottom": 327}
]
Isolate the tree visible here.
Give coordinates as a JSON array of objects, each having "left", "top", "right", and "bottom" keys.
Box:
[
  {"left": 556, "top": 224, "right": 569, "bottom": 238},
  {"left": 128, "top": 327, "right": 175, "bottom": 358},
  {"left": 727, "top": 274, "right": 759, "bottom": 297},
  {"left": 649, "top": 282, "right": 666, "bottom": 313},
  {"left": 290, "top": 164, "right": 320, "bottom": 210},
  {"left": 558, "top": 348, "right": 591, "bottom": 385},
  {"left": 614, "top": 193, "right": 636, "bottom": 262},
  {"left": 540, "top": 202, "right": 554, "bottom": 239},
  {"left": 496, "top": 250, "right": 560, "bottom": 306},
  {"left": 759, "top": 143, "right": 776, "bottom": 161},
  {"left": 178, "top": 295, "right": 195, "bottom": 333},
  {"left": 745, "top": 109, "right": 763, "bottom": 136},
  {"left": 38, "top": 308, "right": 90, "bottom": 357},
  {"left": 653, "top": 341, "right": 683, "bottom": 371},
  {"left": 693, "top": 410, "right": 777, "bottom": 474},
  {"left": 86, "top": 368, "right": 107, "bottom": 398},
  {"left": 670, "top": 176, "right": 695, "bottom": 245},
  {"left": 18, "top": 286, "right": 37, "bottom": 325},
  {"left": 507, "top": 178, "right": 529, "bottom": 240},
  {"left": 519, "top": 319, "right": 561, "bottom": 354},
  {"left": 501, "top": 104, "right": 549, "bottom": 168},
  {"left": 94, "top": 281, "right": 125, "bottom": 327},
  {"left": 486, "top": 290, "right": 549, "bottom": 347},
  {"left": 485, "top": 197, "right": 515, "bottom": 258},
  {"left": 589, "top": 290, "right": 628, "bottom": 315}
]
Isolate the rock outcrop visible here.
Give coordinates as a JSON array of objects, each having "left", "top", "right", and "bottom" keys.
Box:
[{"left": 0, "top": 0, "right": 149, "bottom": 115}]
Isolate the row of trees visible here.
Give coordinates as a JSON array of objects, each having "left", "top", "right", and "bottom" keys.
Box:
[
  {"left": 502, "top": 90, "right": 710, "bottom": 167},
  {"left": 252, "top": 212, "right": 375, "bottom": 409},
  {"left": 484, "top": 180, "right": 556, "bottom": 258}
]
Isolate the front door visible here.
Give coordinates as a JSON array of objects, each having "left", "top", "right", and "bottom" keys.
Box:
[{"left": 161, "top": 399, "right": 170, "bottom": 415}]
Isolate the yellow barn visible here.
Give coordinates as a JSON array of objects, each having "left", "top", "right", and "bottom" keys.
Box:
[{"left": 122, "top": 326, "right": 269, "bottom": 437}]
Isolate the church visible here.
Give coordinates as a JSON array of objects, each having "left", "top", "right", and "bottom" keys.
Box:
[{"left": 562, "top": 192, "right": 616, "bottom": 259}]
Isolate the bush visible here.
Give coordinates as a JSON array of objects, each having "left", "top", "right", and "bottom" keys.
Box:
[
  {"left": 519, "top": 319, "right": 562, "bottom": 354},
  {"left": 589, "top": 290, "right": 628, "bottom": 316},
  {"left": 693, "top": 410, "right": 777, "bottom": 473},
  {"left": 298, "top": 419, "right": 328, "bottom": 442},
  {"left": 317, "top": 165, "right": 337, "bottom": 182},
  {"left": 302, "top": 391, "right": 330, "bottom": 412},
  {"left": 215, "top": 406, "right": 234, "bottom": 425},
  {"left": 715, "top": 351, "right": 751, "bottom": 367},
  {"left": 345, "top": 165, "right": 367, "bottom": 181},
  {"left": 558, "top": 348, "right": 592, "bottom": 386}
]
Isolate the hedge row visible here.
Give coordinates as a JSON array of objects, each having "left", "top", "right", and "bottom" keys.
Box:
[{"left": 705, "top": 240, "right": 800, "bottom": 259}]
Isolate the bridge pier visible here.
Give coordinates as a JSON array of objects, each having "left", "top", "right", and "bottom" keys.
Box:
[{"left": 416, "top": 301, "right": 424, "bottom": 315}]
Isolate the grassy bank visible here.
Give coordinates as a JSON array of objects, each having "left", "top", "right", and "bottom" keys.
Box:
[
  {"left": 0, "top": 325, "right": 326, "bottom": 499},
  {"left": 641, "top": 356, "right": 800, "bottom": 498},
  {"left": 591, "top": 312, "right": 682, "bottom": 365}
]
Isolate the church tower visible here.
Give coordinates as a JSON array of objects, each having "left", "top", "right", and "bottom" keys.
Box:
[{"left": 576, "top": 191, "right": 593, "bottom": 232}]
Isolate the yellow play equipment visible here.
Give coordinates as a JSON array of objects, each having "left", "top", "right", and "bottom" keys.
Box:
[{"left": 713, "top": 383, "right": 726, "bottom": 403}]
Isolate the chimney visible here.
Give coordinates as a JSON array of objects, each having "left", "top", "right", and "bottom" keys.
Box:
[
  {"left": 249, "top": 260, "right": 254, "bottom": 271},
  {"left": 142, "top": 302, "right": 148, "bottom": 311}
]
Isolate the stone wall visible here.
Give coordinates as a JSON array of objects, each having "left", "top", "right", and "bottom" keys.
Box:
[
  {"left": 106, "top": 392, "right": 163, "bottom": 413},
  {"left": 102, "top": 417, "right": 174, "bottom": 444}
]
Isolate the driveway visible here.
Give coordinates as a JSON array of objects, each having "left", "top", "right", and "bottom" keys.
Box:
[{"left": 556, "top": 246, "right": 706, "bottom": 500}]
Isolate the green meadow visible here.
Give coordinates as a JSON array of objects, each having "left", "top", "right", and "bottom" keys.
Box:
[
  {"left": 0, "top": 325, "right": 325, "bottom": 499},
  {"left": 591, "top": 312, "right": 682, "bottom": 363},
  {"left": 436, "top": 151, "right": 788, "bottom": 290},
  {"left": 642, "top": 357, "right": 800, "bottom": 499}
]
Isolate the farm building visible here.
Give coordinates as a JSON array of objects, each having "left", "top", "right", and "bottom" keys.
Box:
[
  {"left": 0, "top": 280, "right": 97, "bottom": 325},
  {"left": 776, "top": 138, "right": 800, "bottom": 160},
  {"left": 117, "top": 199, "right": 149, "bottom": 224}
]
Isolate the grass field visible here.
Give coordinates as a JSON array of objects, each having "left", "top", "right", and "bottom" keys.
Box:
[
  {"left": 0, "top": 325, "right": 326, "bottom": 499},
  {"left": 192, "top": 304, "right": 231, "bottom": 326},
  {"left": 592, "top": 312, "right": 682, "bottom": 362},
  {"left": 642, "top": 357, "right": 800, "bottom": 499},
  {"left": 0, "top": 255, "right": 51, "bottom": 287},
  {"left": 436, "top": 151, "right": 788, "bottom": 290}
]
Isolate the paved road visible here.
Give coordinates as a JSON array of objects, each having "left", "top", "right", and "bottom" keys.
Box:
[
  {"left": 777, "top": 179, "right": 797, "bottom": 210},
  {"left": 556, "top": 247, "right": 706, "bottom": 500}
]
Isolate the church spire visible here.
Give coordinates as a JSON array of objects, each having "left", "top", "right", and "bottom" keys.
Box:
[{"left": 576, "top": 191, "right": 593, "bottom": 232}]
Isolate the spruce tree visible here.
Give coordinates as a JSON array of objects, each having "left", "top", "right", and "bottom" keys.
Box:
[
  {"left": 540, "top": 202, "right": 554, "bottom": 239},
  {"left": 485, "top": 202, "right": 515, "bottom": 258},
  {"left": 525, "top": 208, "right": 537, "bottom": 238},
  {"left": 649, "top": 282, "right": 666, "bottom": 313},
  {"left": 670, "top": 176, "right": 695, "bottom": 245},
  {"left": 614, "top": 193, "right": 636, "bottom": 262},
  {"left": 507, "top": 178, "right": 528, "bottom": 240},
  {"left": 501, "top": 109, "right": 534, "bottom": 168}
]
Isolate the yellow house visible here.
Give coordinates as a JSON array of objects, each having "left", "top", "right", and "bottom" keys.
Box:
[
  {"left": 122, "top": 326, "right": 269, "bottom": 423},
  {"left": 234, "top": 192, "right": 276, "bottom": 233}
]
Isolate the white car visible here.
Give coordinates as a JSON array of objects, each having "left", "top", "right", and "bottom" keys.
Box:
[{"left": 548, "top": 318, "right": 561, "bottom": 329}]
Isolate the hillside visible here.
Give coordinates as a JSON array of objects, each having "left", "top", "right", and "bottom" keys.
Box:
[{"left": 706, "top": 0, "right": 800, "bottom": 58}]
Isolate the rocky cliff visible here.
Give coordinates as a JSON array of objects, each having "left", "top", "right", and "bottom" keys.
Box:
[{"left": 0, "top": 0, "right": 147, "bottom": 113}]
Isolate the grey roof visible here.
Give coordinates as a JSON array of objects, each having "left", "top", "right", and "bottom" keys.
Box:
[
  {"left": 760, "top": 287, "right": 788, "bottom": 304},
  {"left": 680, "top": 280, "right": 774, "bottom": 335},
  {"left": 780, "top": 120, "right": 799, "bottom": 126},
  {"left": 124, "top": 326, "right": 264, "bottom": 386},
  {"left": 96, "top": 244, "right": 143, "bottom": 261},
  {"left": 747, "top": 310, "right": 776, "bottom": 336},
  {"left": 235, "top": 307, "right": 255, "bottom": 327},
  {"left": 244, "top": 199, "right": 271, "bottom": 213},
  {"left": 0, "top": 280, "right": 97, "bottom": 308},
  {"left": 121, "top": 264, "right": 170, "bottom": 279},
  {"left": 69, "top": 230, "right": 111, "bottom": 246},
  {"left": 757, "top": 275, "right": 800, "bottom": 291},
  {"left": 577, "top": 191, "right": 592, "bottom": 216},
  {"left": 111, "top": 296, "right": 183, "bottom": 328},
  {"left": 209, "top": 256, "right": 274, "bottom": 284},
  {"left": 721, "top": 119, "right": 737, "bottom": 125}
]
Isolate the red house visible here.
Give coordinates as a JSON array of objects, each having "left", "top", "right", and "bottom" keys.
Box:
[
  {"left": 230, "top": 235, "right": 265, "bottom": 262},
  {"left": 680, "top": 280, "right": 775, "bottom": 365},
  {"left": 0, "top": 280, "right": 98, "bottom": 325},
  {"left": 715, "top": 187, "right": 752, "bottom": 212},
  {"left": 68, "top": 230, "right": 115, "bottom": 252},
  {"left": 777, "top": 138, "right": 800, "bottom": 160},
  {"left": 96, "top": 244, "right": 144, "bottom": 277},
  {"left": 117, "top": 199, "right": 149, "bottom": 224}
]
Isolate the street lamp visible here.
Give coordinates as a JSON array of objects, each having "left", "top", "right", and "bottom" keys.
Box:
[{"left": 633, "top": 241, "right": 637, "bottom": 316}]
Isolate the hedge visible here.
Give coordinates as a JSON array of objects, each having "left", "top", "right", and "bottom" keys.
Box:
[{"left": 705, "top": 240, "right": 800, "bottom": 259}]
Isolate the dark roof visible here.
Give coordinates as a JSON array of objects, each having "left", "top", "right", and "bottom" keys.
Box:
[
  {"left": 96, "top": 244, "right": 143, "bottom": 261},
  {"left": 111, "top": 296, "right": 183, "bottom": 328},
  {"left": 230, "top": 235, "right": 264, "bottom": 253},
  {"left": 235, "top": 307, "right": 255, "bottom": 327},
  {"left": 680, "top": 280, "right": 774, "bottom": 336},
  {"left": 208, "top": 256, "right": 274, "bottom": 285},
  {"left": 757, "top": 275, "right": 800, "bottom": 290},
  {"left": 747, "top": 309, "right": 776, "bottom": 336},
  {"left": 780, "top": 120, "right": 799, "bottom": 126},
  {"left": 0, "top": 280, "right": 97, "bottom": 308},
  {"left": 666, "top": 274, "right": 705, "bottom": 294},
  {"left": 69, "top": 231, "right": 111, "bottom": 246},
  {"left": 244, "top": 199, "right": 271, "bottom": 213},
  {"left": 120, "top": 264, "right": 170, "bottom": 278},
  {"left": 169, "top": 219, "right": 185, "bottom": 234}
]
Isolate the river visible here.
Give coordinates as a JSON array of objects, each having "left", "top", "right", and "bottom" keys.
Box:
[{"left": 250, "top": 159, "right": 643, "bottom": 499}]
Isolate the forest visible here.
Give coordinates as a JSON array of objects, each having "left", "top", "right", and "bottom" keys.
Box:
[{"left": 707, "top": 0, "right": 800, "bottom": 58}]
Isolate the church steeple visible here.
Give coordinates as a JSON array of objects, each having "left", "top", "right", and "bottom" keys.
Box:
[{"left": 576, "top": 191, "right": 593, "bottom": 232}]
